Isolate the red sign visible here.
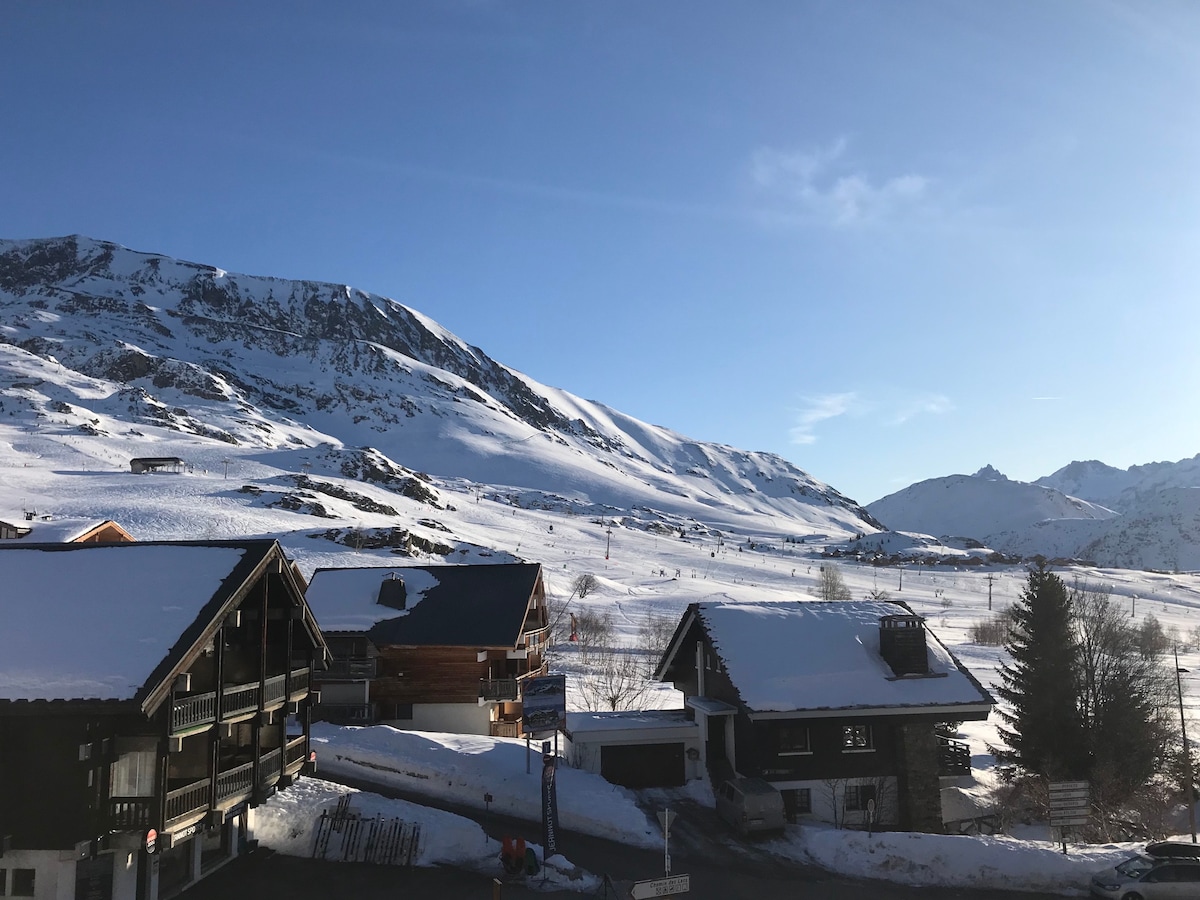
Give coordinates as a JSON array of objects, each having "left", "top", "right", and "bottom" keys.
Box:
[{"left": 145, "top": 829, "right": 157, "bottom": 854}]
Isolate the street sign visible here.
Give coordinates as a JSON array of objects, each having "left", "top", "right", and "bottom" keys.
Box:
[
  {"left": 657, "top": 810, "right": 677, "bottom": 834},
  {"left": 1049, "top": 780, "right": 1089, "bottom": 791},
  {"left": 1048, "top": 780, "right": 1090, "bottom": 828},
  {"left": 1052, "top": 816, "right": 1091, "bottom": 827},
  {"left": 631, "top": 874, "right": 690, "bottom": 899}
]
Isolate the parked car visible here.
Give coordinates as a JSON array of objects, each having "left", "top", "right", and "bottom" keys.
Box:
[
  {"left": 715, "top": 777, "right": 786, "bottom": 835},
  {"left": 1090, "top": 842, "right": 1200, "bottom": 899}
]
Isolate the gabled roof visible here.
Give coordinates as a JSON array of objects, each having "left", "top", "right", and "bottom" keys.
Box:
[
  {"left": 305, "top": 563, "right": 542, "bottom": 647},
  {"left": 0, "top": 540, "right": 327, "bottom": 712},
  {"left": 0, "top": 515, "right": 134, "bottom": 544},
  {"left": 657, "top": 599, "right": 993, "bottom": 719}
]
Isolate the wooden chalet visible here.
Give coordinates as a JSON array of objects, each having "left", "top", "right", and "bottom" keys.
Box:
[
  {"left": 0, "top": 540, "right": 328, "bottom": 900},
  {"left": 0, "top": 514, "right": 135, "bottom": 544},
  {"left": 656, "top": 600, "right": 993, "bottom": 833},
  {"left": 305, "top": 563, "right": 549, "bottom": 737}
]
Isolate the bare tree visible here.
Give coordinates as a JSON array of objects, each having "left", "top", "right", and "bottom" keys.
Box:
[
  {"left": 811, "top": 565, "right": 852, "bottom": 602},
  {"left": 576, "top": 647, "right": 656, "bottom": 711},
  {"left": 573, "top": 573, "right": 599, "bottom": 598},
  {"left": 639, "top": 611, "right": 676, "bottom": 677}
]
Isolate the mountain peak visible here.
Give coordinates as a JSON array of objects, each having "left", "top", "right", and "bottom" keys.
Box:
[{"left": 973, "top": 464, "right": 1008, "bottom": 481}]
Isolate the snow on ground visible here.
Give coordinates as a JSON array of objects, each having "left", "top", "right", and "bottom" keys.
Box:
[{"left": 269, "top": 724, "right": 1148, "bottom": 895}]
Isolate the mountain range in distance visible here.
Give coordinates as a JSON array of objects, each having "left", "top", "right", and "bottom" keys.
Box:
[{"left": 0, "top": 234, "right": 1196, "bottom": 574}]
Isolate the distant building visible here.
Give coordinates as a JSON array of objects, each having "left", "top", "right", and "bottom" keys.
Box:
[
  {"left": 129, "top": 457, "right": 185, "bottom": 475},
  {"left": 0, "top": 514, "right": 135, "bottom": 543},
  {"left": 0, "top": 539, "right": 328, "bottom": 900}
]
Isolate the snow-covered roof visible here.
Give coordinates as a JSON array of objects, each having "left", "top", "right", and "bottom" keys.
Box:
[
  {"left": 681, "top": 600, "right": 993, "bottom": 717},
  {"left": 0, "top": 542, "right": 261, "bottom": 703},
  {"left": 0, "top": 514, "right": 125, "bottom": 544},
  {"left": 564, "top": 709, "right": 697, "bottom": 739},
  {"left": 305, "top": 563, "right": 541, "bottom": 647}
]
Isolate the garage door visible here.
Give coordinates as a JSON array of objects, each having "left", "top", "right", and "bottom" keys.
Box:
[{"left": 600, "top": 743, "right": 685, "bottom": 788}]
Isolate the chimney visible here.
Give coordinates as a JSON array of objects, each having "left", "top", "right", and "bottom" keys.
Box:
[
  {"left": 377, "top": 574, "right": 407, "bottom": 610},
  {"left": 879, "top": 614, "right": 929, "bottom": 676}
]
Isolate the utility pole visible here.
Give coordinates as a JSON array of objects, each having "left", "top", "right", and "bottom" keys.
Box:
[
  {"left": 898, "top": 566, "right": 903, "bottom": 592},
  {"left": 221, "top": 457, "right": 231, "bottom": 480},
  {"left": 605, "top": 527, "right": 612, "bottom": 560},
  {"left": 986, "top": 574, "right": 995, "bottom": 611},
  {"left": 1176, "top": 646, "right": 1196, "bottom": 843}
]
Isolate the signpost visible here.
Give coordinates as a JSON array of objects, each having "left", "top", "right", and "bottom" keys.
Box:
[
  {"left": 630, "top": 875, "right": 690, "bottom": 899},
  {"left": 1048, "top": 780, "right": 1090, "bottom": 854}
]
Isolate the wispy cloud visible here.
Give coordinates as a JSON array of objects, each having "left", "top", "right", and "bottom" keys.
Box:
[
  {"left": 789, "top": 392, "right": 858, "bottom": 445},
  {"left": 888, "top": 393, "right": 953, "bottom": 425},
  {"left": 1031, "top": 396, "right": 1063, "bottom": 401},
  {"left": 748, "top": 138, "right": 931, "bottom": 227},
  {"left": 789, "top": 389, "right": 952, "bottom": 445}
]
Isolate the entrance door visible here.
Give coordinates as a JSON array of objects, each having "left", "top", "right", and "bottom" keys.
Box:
[{"left": 600, "top": 743, "right": 685, "bottom": 788}]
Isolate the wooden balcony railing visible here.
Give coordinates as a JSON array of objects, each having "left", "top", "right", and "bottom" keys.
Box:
[
  {"left": 938, "top": 736, "right": 971, "bottom": 776},
  {"left": 320, "top": 658, "right": 377, "bottom": 679},
  {"left": 263, "top": 673, "right": 287, "bottom": 709},
  {"left": 171, "top": 691, "right": 217, "bottom": 736},
  {"left": 490, "top": 721, "right": 521, "bottom": 738},
  {"left": 288, "top": 666, "right": 311, "bottom": 698},
  {"left": 165, "top": 778, "right": 211, "bottom": 826},
  {"left": 215, "top": 762, "right": 253, "bottom": 803},
  {"left": 284, "top": 735, "right": 307, "bottom": 771},
  {"left": 220, "top": 681, "right": 260, "bottom": 721},
  {"left": 259, "top": 748, "right": 282, "bottom": 786},
  {"left": 479, "top": 678, "right": 519, "bottom": 702},
  {"left": 109, "top": 797, "right": 153, "bottom": 830}
]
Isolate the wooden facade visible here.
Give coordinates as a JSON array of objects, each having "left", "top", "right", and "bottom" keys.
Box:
[
  {"left": 0, "top": 540, "right": 327, "bottom": 900},
  {"left": 309, "top": 563, "right": 549, "bottom": 736}
]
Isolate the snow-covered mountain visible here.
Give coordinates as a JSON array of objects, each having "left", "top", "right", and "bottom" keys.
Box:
[
  {"left": 866, "top": 465, "right": 1116, "bottom": 541},
  {"left": 869, "top": 461, "right": 1200, "bottom": 572},
  {"left": 0, "top": 235, "right": 880, "bottom": 542}
]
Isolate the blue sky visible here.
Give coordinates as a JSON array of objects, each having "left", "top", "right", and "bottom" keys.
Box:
[{"left": 3, "top": 1, "right": 1199, "bottom": 504}]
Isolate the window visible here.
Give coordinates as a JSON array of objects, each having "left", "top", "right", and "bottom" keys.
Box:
[
  {"left": 777, "top": 725, "right": 810, "bottom": 755},
  {"left": 393, "top": 703, "right": 413, "bottom": 720},
  {"left": 842, "top": 724, "right": 873, "bottom": 751},
  {"left": 793, "top": 788, "right": 812, "bottom": 813},
  {"left": 110, "top": 750, "right": 156, "bottom": 796},
  {"left": 844, "top": 784, "right": 877, "bottom": 812},
  {"left": 0, "top": 869, "right": 7, "bottom": 894},
  {"left": 12, "top": 868, "right": 35, "bottom": 896}
]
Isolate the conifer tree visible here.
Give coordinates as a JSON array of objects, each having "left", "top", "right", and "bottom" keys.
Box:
[{"left": 994, "top": 561, "right": 1086, "bottom": 778}]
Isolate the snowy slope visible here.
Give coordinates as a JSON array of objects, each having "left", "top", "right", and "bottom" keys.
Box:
[{"left": 0, "top": 235, "right": 878, "bottom": 538}]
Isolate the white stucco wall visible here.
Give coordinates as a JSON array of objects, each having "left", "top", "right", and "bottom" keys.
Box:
[{"left": 384, "top": 702, "right": 492, "bottom": 735}]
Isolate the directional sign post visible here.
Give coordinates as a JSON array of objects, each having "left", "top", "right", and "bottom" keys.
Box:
[
  {"left": 630, "top": 874, "right": 690, "bottom": 899},
  {"left": 656, "top": 809, "right": 676, "bottom": 877},
  {"left": 1048, "top": 780, "right": 1090, "bottom": 855}
]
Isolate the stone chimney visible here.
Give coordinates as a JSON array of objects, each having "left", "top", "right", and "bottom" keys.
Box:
[{"left": 879, "top": 614, "right": 929, "bottom": 676}]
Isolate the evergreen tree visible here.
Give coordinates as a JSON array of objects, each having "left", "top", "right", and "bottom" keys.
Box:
[{"left": 994, "top": 561, "right": 1087, "bottom": 778}]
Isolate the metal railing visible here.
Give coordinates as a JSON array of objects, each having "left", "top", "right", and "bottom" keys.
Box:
[
  {"left": 109, "top": 797, "right": 153, "bottom": 830},
  {"left": 171, "top": 691, "right": 217, "bottom": 735},
  {"left": 215, "top": 762, "right": 253, "bottom": 803},
  {"left": 220, "top": 681, "right": 260, "bottom": 721},
  {"left": 479, "top": 678, "right": 519, "bottom": 701},
  {"left": 166, "top": 778, "right": 211, "bottom": 825}
]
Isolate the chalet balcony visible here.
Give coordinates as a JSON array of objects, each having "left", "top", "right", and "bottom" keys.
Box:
[
  {"left": 171, "top": 667, "right": 311, "bottom": 736},
  {"left": 938, "top": 735, "right": 971, "bottom": 776},
  {"left": 489, "top": 720, "right": 521, "bottom": 738},
  {"left": 283, "top": 734, "right": 308, "bottom": 774},
  {"left": 319, "top": 658, "right": 377, "bottom": 680},
  {"left": 171, "top": 691, "right": 217, "bottom": 736},
  {"left": 479, "top": 678, "right": 519, "bottom": 702},
  {"left": 259, "top": 747, "right": 283, "bottom": 788},
  {"left": 215, "top": 761, "right": 254, "bottom": 806},
  {"left": 108, "top": 797, "right": 153, "bottom": 830},
  {"left": 288, "top": 666, "right": 311, "bottom": 699},
  {"left": 166, "top": 777, "right": 211, "bottom": 828}
]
